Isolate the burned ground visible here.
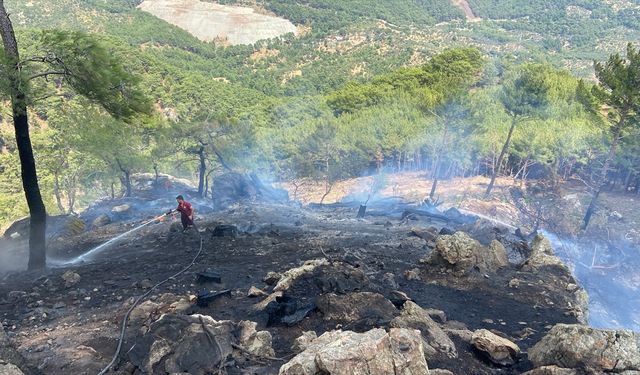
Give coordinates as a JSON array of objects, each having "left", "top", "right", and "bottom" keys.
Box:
[{"left": 0, "top": 201, "right": 584, "bottom": 375}]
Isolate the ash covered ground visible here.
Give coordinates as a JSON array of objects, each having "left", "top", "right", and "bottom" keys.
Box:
[{"left": 0, "top": 187, "right": 596, "bottom": 374}]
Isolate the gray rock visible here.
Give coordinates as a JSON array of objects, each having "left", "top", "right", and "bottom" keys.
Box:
[
  {"left": 278, "top": 328, "right": 429, "bottom": 375},
  {"left": 61, "top": 271, "right": 81, "bottom": 288},
  {"left": 263, "top": 271, "right": 282, "bottom": 285},
  {"left": 247, "top": 286, "right": 267, "bottom": 298},
  {"left": 471, "top": 329, "right": 520, "bottom": 366},
  {"left": 390, "top": 301, "right": 457, "bottom": 358},
  {"left": 522, "top": 366, "right": 578, "bottom": 375},
  {"left": 292, "top": 331, "right": 318, "bottom": 353},
  {"left": 316, "top": 292, "right": 398, "bottom": 324},
  {"left": 0, "top": 362, "right": 25, "bottom": 375},
  {"left": 92, "top": 214, "right": 111, "bottom": 228},
  {"left": 529, "top": 324, "right": 640, "bottom": 372},
  {"left": 522, "top": 234, "right": 567, "bottom": 271},
  {"left": 427, "top": 232, "right": 508, "bottom": 275},
  {"left": 111, "top": 204, "right": 131, "bottom": 213},
  {"left": 237, "top": 320, "right": 275, "bottom": 357}
]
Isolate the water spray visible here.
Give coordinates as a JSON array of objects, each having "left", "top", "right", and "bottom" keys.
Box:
[{"left": 59, "top": 213, "right": 170, "bottom": 266}]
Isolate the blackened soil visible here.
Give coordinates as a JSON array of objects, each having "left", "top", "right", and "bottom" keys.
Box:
[{"left": 0, "top": 203, "right": 581, "bottom": 375}]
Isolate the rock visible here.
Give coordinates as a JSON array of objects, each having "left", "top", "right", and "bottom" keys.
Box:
[
  {"left": 522, "top": 366, "right": 578, "bottom": 375},
  {"left": 263, "top": 271, "right": 282, "bottom": 285},
  {"left": 388, "top": 290, "right": 411, "bottom": 307},
  {"left": 129, "top": 314, "right": 271, "bottom": 375},
  {"left": 471, "top": 329, "right": 520, "bottom": 366},
  {"left": 61, "top": 271, "right": 81, "bottom": 287},
  {"left": 0, "top": 362, "right": 25, "bottom": 375},
  {"left": 237, "top": 320, "right": 275, "bottom": 357},
  {"left": 273, "top": 259, "right": 329, "bottom": 292},
  {"left": 411, "top": 227, "right": 438, "bottom": 242},
  {"left": 279, "top": 328, "right": 429, "bottom": 375},
  {"left": 445, "top": 329, "right": 474, "bottom": 344},
  {"left": 404, "top": 268, "right": 421, "bottom": 281},
  {"left": 247, "top": 286, "right": 267, "bottom": 298},
  {"left": 390, "top": 301, "right": 457, "bottom": 358},
  {"left": 130, "top": 300, "right": 161, "bottom": 322},
  {"left": 316, "top": 292, "right": 398, "bottom": 325},
  {"left": 209, "top": 224, "right": 238, "bottom": 238},
  {"left": 430, "top": 370, "right": 455, "bottom": 375},
  {"left": 423, "top": 308, "right": 447, "bottom": 324},
  {"left": 292, "top": 331, "right": 318, "bottom": 353},
  {"left": 528, "top": 324, "right": 640, "bottom": 372},
  {"left": 508, "top": 278, "right": 521, "bottom": 288},
  {"left": 522, "top": 234, "right": 566, "bottom": 271},
  {"left": 382, "top": 272, "right": 398, "bottom": 289},
  {"left": 1, "top": 326, "right": 27, "bottom": 373},
  {"left": 92, "top": 214, "right": 111, "bottom": 227},
  {"left": 427, "top": 231, "right": 508, "bottom": 275},
  {"left": 111, "top": 204, "right": 131, "bottom": 213}
]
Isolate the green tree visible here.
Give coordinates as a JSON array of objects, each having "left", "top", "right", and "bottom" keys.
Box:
[
  {"left": 0, "top": 1, "right": 150, "bottom": 269},
  {"left": 582, "top": 43, "right": 640, "bottom": 229},
  {"left": 485, "top": 64, "right": 553, "bottom": 197}
]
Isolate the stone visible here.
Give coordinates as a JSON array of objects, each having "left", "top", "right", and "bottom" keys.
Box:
[
  {"left": 411, "top": 227, "right": 438, "bottom": 242},
  {"left": 522, "top": 366, "right": 578, "bottom": 375},
  {"left": 390, "top": 301, "right": 457, "bottom": 358},
  {"left": 382, "top": 272, "right": 398, "bottom": 289},
  {"left": 427, "top": 231, "right": 508, "bottom": 275},
  {"left": 471, "top": 329, "right": 520, "bottom": 366},
  {"left": 430, "top": 370, "right": 455, "bottom": 375},
  {"left": 522, "top": 234, "right": 566, "bottom": 271},
  {"left": 111, "top": 204, "right": 131, "bottom": 213},
  {"left": 92, "top": 214, "right": 111, "bottom": 228},
  {"left": 292, "top": 331, "right": 318, "bottom": 353},
  {"left": 445, "top": 329, "right": 473, "bottom": 344},
  {"left": 247, "top": 286, "right": 267, "bottom": 298},
  {"left": 237, "top": 320, "right": 275, "bottom": 357},
  {"left": 508, "top": 278, "right": 521, "bottom": 288},
  {"left": 528, "top": 324, "right": 640, "bottom": 372},
  {"left": 279, "top": 328, "right": 429, "bottom": 375},
  {"left": 62, "top": 271, "right": 81, "bottom": 287},
  {"left": 129, "top": 314, "right": 271, "bottom": 375},
  {"left": 0, "top": 362, "right": 25, "bottom": 375},
  {"left": 263, "top": 271, "right": 282, "bottom": 285},
  {"left": 273, "top": 259, "right": 329, "bottom": 292},
  {"left": 316, "top": 292, "right": 398, "bottom": 324},
  {"left": 404, "top": 268, "right": 421, "bottom": 281}
]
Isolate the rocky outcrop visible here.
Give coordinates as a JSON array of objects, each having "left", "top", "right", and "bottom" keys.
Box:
[
  {"left": 129, "top": 314, "right": 274, "bottom": 375},
  {"left": 528, "top": 324, "right": 640, "bottom": 373},
  {"left": 471, "top": 329, "right": 520, "bottom": 366},
  {"left": 426, "top": 231, "right": 509, "bottom": 275},
  {"left": 273, "top": 259, "right": 329, "bottom": 292},
  {"left": 390, "top": 301, "right": 457, "bottom": 358},
  {"left": 279, "top": 328, "right": 429, "bottom": 375},
  {"left": 522, "top": 234, "right": 566, "bottom": 271},
  {"left": 316, "top": 292, "right": 398, "bottom": 325}
]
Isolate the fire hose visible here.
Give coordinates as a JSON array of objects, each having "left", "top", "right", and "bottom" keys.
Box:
[{"left": 97, "top": 214, "right": 204, "bottom": 375}]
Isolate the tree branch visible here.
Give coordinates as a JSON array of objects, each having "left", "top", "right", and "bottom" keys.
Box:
[{"left": 28, "top": 70, "right": 69, "bottom": 81}]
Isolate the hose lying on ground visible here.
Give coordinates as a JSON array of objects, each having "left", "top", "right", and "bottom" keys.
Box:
[{"left": 97, "top": 228, "right": 204, "bottom": 375}]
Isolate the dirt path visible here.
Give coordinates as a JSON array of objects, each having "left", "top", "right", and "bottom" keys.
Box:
[{"left": 451, "top": 0, "right": 481, "bottom": 21}]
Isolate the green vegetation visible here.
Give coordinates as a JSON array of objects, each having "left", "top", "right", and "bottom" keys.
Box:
[{"left": 1, "top": 0, "right": 639, "bottom": 237}]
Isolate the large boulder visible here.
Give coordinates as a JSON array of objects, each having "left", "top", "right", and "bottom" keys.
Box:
[
  {"left": 471, "top": 329, "right": 520, "bottom": 366},
  {"left": 316, "top": 292, "right": 398, "bottom": 326},
  {"left": 279, "top": 328, "right": 429, "bottom": 375},
  {"left": 390, "top": 301, "right": 457, "bottom": 358},
  {"left": 522, "top": 234, "right": 566, "bottom": 271},
  {"left": 129, "top": 314, "right": 274, "bottom": 375},
  {"left": 212, "top": 172, "right": 288, "bottom": 209},
  {"left": 528, "top": 324, "right": 640, "bottom": 373},
  {"left": 426, "top": 231, "right": 508, "bottom": 275}
]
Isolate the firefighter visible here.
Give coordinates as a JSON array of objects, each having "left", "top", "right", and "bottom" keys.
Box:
[{"left": 167, "top": 195, "right": 194, "bottom": 231}]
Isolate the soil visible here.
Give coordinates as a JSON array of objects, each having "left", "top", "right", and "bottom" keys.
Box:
[{"left": 0, "top": 200, "right": 583, "bottom": 375}]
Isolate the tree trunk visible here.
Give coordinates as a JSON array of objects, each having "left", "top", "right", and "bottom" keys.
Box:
[
  {"left": 485, "top": 114, "right": 517, "bottom": 197},
  {"left": 116, "top": 158, "right": 132, "bottom": 197},
  {"left": 197, "top": 146, "right": 206, "bottom": 196},
  {"left": 0, "top": 1, "right": 47, "bottom": 269},
  {"left": 429, "top": 125, "right": 448, "bottom": 201},
  {"left": 623, "top": 169, "right": 633, "bottom": 192},
  {"left": 53, "top": 173, "right": 66, "bottom": 214},
  {"left": 583, "top": 121, "right": 624, "bottom": 229}
]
